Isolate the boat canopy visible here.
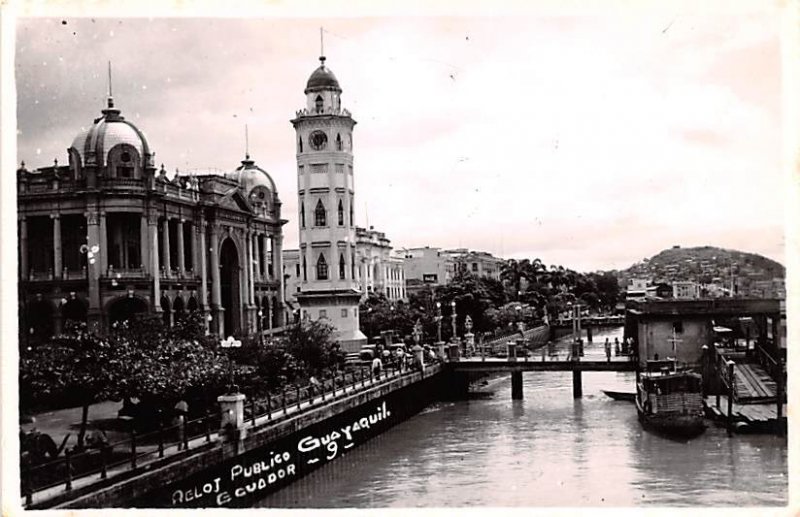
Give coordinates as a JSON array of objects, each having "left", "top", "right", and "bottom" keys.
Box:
[{"left": 640, "top": 372, "right": 702, "bottom": 394}]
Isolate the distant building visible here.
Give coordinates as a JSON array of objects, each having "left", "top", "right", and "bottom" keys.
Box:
[
  {"left": 443, "top": 248, "right": 504, "bottom": 281},
  {"left": 399, "top": 246, "right": 456, "bottom": 296},
  {"left": 355, "top": 226, "right": 406, "bottom": 301},
  {"left": 673, "top": 281, "right": 699, "bottom": 299},
  {"left": 625, "top": 278, "right": 649, "bottom": 301}
]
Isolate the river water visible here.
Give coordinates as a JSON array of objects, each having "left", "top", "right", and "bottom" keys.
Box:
[{"left": 257, "top": 327, "right": 787, "bottom": 508}]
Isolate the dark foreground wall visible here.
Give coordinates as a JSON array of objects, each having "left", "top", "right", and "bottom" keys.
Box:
[{"left": 125, "top": 372, "right": 443, "bottom": 508}]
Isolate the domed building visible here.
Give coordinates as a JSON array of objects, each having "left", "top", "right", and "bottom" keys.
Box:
[{"left": 17, "top": 94, "right": 287, "bottom": 343}]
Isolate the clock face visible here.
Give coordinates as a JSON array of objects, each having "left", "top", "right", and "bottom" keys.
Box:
[{"left": 309, "top": 130, "right": 328, "bottom": 151}]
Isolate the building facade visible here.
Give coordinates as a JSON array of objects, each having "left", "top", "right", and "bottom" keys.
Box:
[
  {"left": 444, "top": 248, "right": 504, "bottom": 281},
  {"left": 290, "top": 55, "right": 366, "bottom": 351},
  {"left": 355, "top": 226, "right": 406, "bottom": 301},
  {"left": 399, "top": 246, "right": 456, "bottom": 297},
  {"left": 18, "top": 94, "right": 286, "bottom": 343}
]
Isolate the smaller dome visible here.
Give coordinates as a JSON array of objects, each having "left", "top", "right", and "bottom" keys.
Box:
[
  {"left": 226, "top": 156, "right": 277, "bottom": 199},
  {"left": 305, "top": 57, "right": 341, "bottom": 93}
]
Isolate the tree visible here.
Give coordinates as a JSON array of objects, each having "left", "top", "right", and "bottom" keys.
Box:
[
  {"left": 282, "top": 318, "right": 342, "bottom": 374},
  {"left": 20, "top": 322, "right": 126, "bottom": 450}
]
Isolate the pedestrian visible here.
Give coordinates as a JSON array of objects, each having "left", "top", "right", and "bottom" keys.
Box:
[
  {"left": 309, "top": 375, "right": 321, "bottom": 395},
  {"left": 614, "top": 337, "right": 620, "bottom": 356},
  {"left": 604, "top": 338, "right": 611, "bottom": 363},
  {"left": 372, "top": 356, "right": 383, "bottom": 377}
]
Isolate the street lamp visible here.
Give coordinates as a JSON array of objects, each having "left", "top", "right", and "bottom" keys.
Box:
[
  {"left": 435, "top": 302, "right": 442, "bottom": 343},
  {"left": 257, "top": 309, "right": 264, "bottom": 346},
  {"left": 450, "top": 300, "right": 457, "bottom": 343},
  {"left": 220, "top": 335, "right": 242, "bottom": 394}
]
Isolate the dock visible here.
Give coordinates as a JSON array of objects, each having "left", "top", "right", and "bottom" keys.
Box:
[{"left": 704, "top": 395, "right": 786, "bottom": 434}]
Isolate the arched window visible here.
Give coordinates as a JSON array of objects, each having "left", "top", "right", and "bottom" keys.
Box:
[
  {"left": 302, "top": 257, "right": 307, "bottom": 281},
  {"left": 300, "top": 202, "right": 305, "bottom": 228},
  {"left": 339, "top": 254, "right": 346, "bottom": 279},
  {"left": 299, "top": 137, "right": 303, "bottom": 153},
  {"left": 314, "top": 200, "right": 326, "bottom": 227},
  {"left": 336, "top": 133, "right": 343, "bottom": 151},
  {"left": 349, "top": 197, "right": 354, "bottom": 226},
  {"left": 337, "top": 199, "right": 344, "bottom": 226},
  {"left": 316, "top": 254, "right": 328, "bottom": 280},
  {"left": 315, "top": 95, "right": 323, "bottom": 113}
]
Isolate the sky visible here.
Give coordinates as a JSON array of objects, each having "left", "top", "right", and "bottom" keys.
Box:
[{"left": 13, "top": 9, "right": 788, "bottom": 272}]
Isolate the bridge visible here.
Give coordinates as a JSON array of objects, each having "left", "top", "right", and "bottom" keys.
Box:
[{"left": 448, "top": 332, "right": 635, "bottom": 399}]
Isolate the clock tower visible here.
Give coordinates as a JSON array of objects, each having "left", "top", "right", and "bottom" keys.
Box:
[{"left": 291, "top": 54, "right": 366, "bottom": 351}]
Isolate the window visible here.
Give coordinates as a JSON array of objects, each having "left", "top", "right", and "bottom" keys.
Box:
[
  {"left": 300, "top": 202, "right": 306, "bottom": 228},
  {"left": 349, "top": 197, "right": 354, "bottom": 225},
  {"left": 295, "top": 263, "right": 300, "bottom": 277},
  {"left": 302, "top": 257, "right": 307, "bottom": 281},
  {"left": 341, "top": 308, "right": 348, "bottom": 318},
  {"left": 338, "top": 199, "right": 344, "bottom": 226},
  {"left": 315, "top": 95, "right": 323, "bottom": 113},
  {"left": 316, "top": 254, "right": 328, "bottom": 280},
  {"left": 351, "top": 251, "right": 356, "bottom": 279},
  {"left": 314, "top": 200, "right": 326, "bottom": 227},
  {"left": 319, "top": 309, "right": 327, "bottom": 318},
  {"left": 673, "top": 321, "right": 684, "bottom": 334},
  {"left": 336, "top": 133, "right": 343, "bottom": 151},
  {"left": 339, "top": 254, "right": 346, "bottom": 279},
  {"left": 472, "top": 263, "right": 478, "bottom": 272},
  {"left": 298, "top": 137, "right": 303, "bottom": 152}
]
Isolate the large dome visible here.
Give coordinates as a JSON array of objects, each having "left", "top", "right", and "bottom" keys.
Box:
[
  {"left": 304, "top": 57, "right": 341, "bottom": 93},
  {"left": 69, "top": 100, "right": 151, "bottom": 168}
]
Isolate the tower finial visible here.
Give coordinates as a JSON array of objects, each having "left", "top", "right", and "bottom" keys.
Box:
[
  {"left": 245, "top": 124, "right": 250, "bottom": 160},
  {"left": 320, "top": 27, "right": 326, "bottom": 64},
  {"left": 107, "top": 61, "right": 114, "bottom": 109}
]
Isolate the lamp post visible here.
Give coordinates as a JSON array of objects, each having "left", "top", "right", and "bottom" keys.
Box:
[
  {"left": 220, "top": 335, "right": 242, "bottom": 394},
  {"left": 435, "top": 302, "right": 442, "bottom": 343},
  {"left": 257, "top": 309, "right": 264, "bottom": 347},
  {"left": 450, "top": 300, "right": 457, "bottom": 343}
]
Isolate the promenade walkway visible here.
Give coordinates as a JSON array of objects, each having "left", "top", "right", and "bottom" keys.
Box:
[{"left": 24, "top": 363, "right": 438, "bottom": 508}]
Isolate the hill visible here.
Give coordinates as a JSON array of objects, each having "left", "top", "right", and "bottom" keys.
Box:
[{"left": 618, "top": 245, "right": 784, "bottom": 286}]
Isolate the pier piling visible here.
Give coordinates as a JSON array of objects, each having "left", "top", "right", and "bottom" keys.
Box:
[
  {"left": 511, "top": 371, "right": 523, "bottom": 399},
  {"left": 572, "top": 371, "right": 583, "bottom": 398}
]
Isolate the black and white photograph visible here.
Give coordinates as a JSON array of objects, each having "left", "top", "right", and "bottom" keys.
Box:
[{"left": 2, "top": 1, "right": 795, "bottom": 513}]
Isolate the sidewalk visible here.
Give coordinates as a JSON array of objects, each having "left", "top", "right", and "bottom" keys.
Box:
[{"left": 21, "top": 400, "right": 126, "bottom": 449}]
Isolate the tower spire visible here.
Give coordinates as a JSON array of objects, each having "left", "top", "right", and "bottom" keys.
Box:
[
  {"left": 320, "top": 27, "right": 326, "bottom": 64},
  {"left": 107, "top": 61, "right": 114, "bottom": 109}
]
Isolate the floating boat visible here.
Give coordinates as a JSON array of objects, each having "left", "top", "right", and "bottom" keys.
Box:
[
  {"left": 636, "top": 360, "right": 706, "bottom": 439},
  {"left": 602, "top": 390, "right": 636, "bottom": 402}
]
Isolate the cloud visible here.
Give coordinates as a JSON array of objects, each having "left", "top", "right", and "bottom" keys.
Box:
[{"left": 14, "top": 13, "right": 784, "bottom": 272}]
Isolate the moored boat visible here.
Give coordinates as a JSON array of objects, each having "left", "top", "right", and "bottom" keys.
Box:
[
  {"left": 636, "top": 360, "right": 706, "bottom": 439},
  {"left": 602, "top": 390, "right": 636, "bottom": 402}
]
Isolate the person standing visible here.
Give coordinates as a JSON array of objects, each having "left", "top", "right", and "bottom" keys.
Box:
[{"left": 604, "top": 338, "right": 611, "bottom": 363}]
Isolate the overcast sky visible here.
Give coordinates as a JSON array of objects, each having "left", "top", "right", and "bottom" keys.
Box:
[{"left": 14, "top": 11, "right": 786, "bottom": 272}]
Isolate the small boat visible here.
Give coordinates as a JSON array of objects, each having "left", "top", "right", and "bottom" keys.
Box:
[
  {"left": 602, "top": 390, "right": 636, "bottom": 402},
  {"left": 636, "top": 360, "right": 706, "bottom": 439}
]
